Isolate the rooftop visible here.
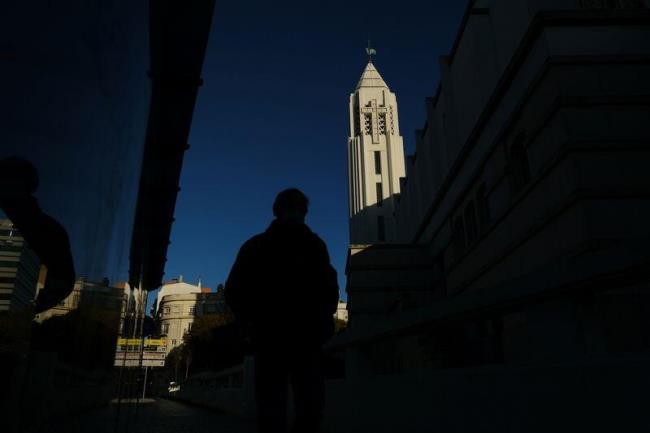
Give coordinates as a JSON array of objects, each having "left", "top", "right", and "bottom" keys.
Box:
[{"left": 355, "top": 61, "right": 389, "bottom": 90}]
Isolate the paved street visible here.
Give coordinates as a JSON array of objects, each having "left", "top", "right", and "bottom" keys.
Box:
[{"left": 42, "top": 399, "right": 256, "bottom": 433}]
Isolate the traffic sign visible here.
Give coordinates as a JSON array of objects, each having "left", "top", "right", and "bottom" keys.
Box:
[
  {"left": 116, "top": 338, "right": 167, "bottom": 353},
  {"left": 114, "top": 338, "right": 167, "bottom": 368},
  {"left": 115, "top": 352, "right": 166, "bottom": 361},
  {"left": 114, "top": 359, "right": 165, "bottom": 368}
]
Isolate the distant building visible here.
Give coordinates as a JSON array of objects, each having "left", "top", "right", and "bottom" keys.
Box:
[
  {"left": 155, "top": 278, "right": 229, "bottom": 353},
  {"left": 335, "top": 301, "right": 348, "bottom": 323},
  {"left": 36, "top": 278, "right": 130, "bottom": 328},
  {"left": 154, "top": 276, "right": 202, "bottom": 313},
  {"left": 0, "top": 219, "right": 40, "bottom": 312}
]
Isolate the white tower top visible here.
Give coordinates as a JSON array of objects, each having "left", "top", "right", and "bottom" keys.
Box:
[
  {"left": 347, "top": 54, "right": 406, "bottom": 244},
  {"left": 356, "top": 62, "right": 388, "bottom": 90}
]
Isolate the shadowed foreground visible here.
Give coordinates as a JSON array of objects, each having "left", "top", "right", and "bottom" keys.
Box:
[{"left": 42, "top": 399, "right": 256, "bottom": 433}]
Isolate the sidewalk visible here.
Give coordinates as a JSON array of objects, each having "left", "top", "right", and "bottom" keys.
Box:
[{"left": 41, "top": 398, "right": 256, "bottom": 433}]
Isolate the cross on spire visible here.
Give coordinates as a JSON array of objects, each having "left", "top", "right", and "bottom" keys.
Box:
[{"left": 366, "top": 40, "right": 376, "bottom": 63}]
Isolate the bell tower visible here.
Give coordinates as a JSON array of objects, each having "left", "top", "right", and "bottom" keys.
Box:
[{"left": 347, "top": 51, "right": 406, "bottom": 244}]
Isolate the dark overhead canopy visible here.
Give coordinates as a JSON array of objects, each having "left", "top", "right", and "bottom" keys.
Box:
[{"left": 129, "top": 0, "right": 216, "bottom": 291}]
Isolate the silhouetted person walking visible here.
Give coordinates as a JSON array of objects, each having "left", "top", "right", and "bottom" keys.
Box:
[{"left": 225, "top": 188, "right": 339, "bottom": 433}]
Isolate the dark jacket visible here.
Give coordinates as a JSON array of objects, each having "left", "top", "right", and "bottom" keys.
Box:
[{"left": 225, "top": 220, "right": 339, "bottom": 349}]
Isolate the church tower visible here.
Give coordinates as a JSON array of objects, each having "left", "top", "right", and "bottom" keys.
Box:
[{"left": 347, "top": 55, "right": 406, "bottom": 244}]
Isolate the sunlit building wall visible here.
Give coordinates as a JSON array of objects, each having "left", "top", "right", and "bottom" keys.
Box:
[
  {"left": 35, "top": 277, "right": 127, "bottom": 323},
  {"left": 154, "top": 276, "right": 202, "bottom": 314},
  {"left": 335, "top": 301, "right": 349, "bottom": 323},
  {"left": 347, "top": 61, "right": 406, "bottom": 244},
  {"left": 157, "top": 291, "right": 229, "bottom": 354}
]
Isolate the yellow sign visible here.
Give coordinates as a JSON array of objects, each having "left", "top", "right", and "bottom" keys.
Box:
[{"left": 117, "top": 338, "right": 167, "bottom": 346}]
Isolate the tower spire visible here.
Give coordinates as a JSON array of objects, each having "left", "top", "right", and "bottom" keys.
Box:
[
  {"left": 347, "top": 52, "right": 406, "bottom": 244},
  {"left": 366, "top": 40, "right": 376, "bottom": 63}
]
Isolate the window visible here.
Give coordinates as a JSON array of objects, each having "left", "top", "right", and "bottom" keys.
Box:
[
  {"left": 378, "top": 113, "right": 386, "bottom": 134},
  {"left": 377, "top": 216, "right": 386, "bottom": 242},
  {"left": 376, "top": 183, "right": 383, "bottom": 207},
  {"left": 374, "top": 151, "right": 381, "bottom": 174},
  {"left": 364, "top": 113, "right": 372, "bottom": 134},
  {"left": 163, "top": 307, "right": 170, "bottom": 315},
  {"left": 464, "top": 201, "right": 478, "bottom": 245},
  {"left": 172, "top": 339, "right": 177, "bottom": 346},
  {"left": 476, "top": 183, "right": 490, "bottom": 232},
  {"left": 162, "top": 323, "right": 169, "bottom": 334},
  {"left": 187, "top": 322, "right": 192, "bottom": 332},
  {"left": 189, "top": 306, "right": 195, "bottom": 315}
]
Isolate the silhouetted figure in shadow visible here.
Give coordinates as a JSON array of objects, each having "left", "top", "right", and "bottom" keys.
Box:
[
  {"left": 225, "top": 188, "right": 339, "bottom": 433},
  {"left": 0, "top": 157, "right": 75, "bottom": 313}
]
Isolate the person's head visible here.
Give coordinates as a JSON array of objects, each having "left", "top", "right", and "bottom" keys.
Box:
[
  {"left": 0, "top": 157, "right": 39, "bottom": 198},
  {"left": 273, "top": 188, "right": 309, "bottom": 222}
]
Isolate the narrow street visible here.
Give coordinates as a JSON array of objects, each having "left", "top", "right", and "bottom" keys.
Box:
[{"left": 42, "top": 399, "right": 256, "bottom": 433}]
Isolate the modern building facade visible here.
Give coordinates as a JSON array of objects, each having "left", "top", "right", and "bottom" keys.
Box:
[
  {"left": 2, "top": 0, "right": 215, "bottom": 302},
  {"left": 1, "top": 0, "right": 216, "bottom": 428},
  {"left": 0, "top": 220, "right": 40, "bottom": 312},
  {"left": 347, "top": 60, "right": 406, "bottom": 244}
]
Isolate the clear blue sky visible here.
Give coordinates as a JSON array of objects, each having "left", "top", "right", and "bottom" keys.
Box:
[{"left": 151, "top": 1, "right": 467, "bottom": 307}]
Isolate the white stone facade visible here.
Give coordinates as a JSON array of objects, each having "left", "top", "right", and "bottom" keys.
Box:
[
  {"left": 343, "top": 0, "right": 650, "bottom": 365},
  {"left": 335, "top": 301, "right": 348, "bottom": 322},
  {"left": 347, "top": 61, "right": 406, "bottom": 244},
  {"left": 154, "top": 278, "right": 202, "bottom": 313},
  {"left": 157, "top": 291, "right": 229, "bottom": 354}
]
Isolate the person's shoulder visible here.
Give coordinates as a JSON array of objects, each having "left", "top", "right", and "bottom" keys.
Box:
[
  {"left": 240, "top": 233, "right": 266, "bottom": 252},
  {"left": 304, "top": 227, "right": 327, "bottom": 250},
  {"left": 310, "top": 231, "right": 326, "bottom": 246}
]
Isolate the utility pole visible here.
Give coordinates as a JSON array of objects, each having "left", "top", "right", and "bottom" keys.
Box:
[{"left": 142, "top": 366, "right": 148, "bottom": 399}]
